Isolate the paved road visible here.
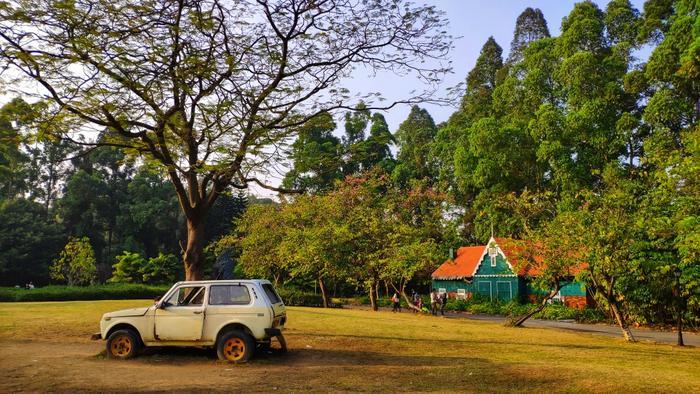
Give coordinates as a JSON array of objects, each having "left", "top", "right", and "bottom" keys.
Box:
[
  {"left": 447, "top": 312, "right": 699, "bottom": 346},
  {"left": 348, "top": 305, "right": 698, "bottom": 346}
]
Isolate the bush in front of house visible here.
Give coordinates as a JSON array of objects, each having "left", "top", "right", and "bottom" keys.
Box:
[{"left": 0, "top": 283, "right": 170, "bottom": 302}]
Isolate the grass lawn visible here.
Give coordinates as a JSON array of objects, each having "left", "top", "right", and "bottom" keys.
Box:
[{"left": 0, "top": 300, "right": 698, "bottom": 392}]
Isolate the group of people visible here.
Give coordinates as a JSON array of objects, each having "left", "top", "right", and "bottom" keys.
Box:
[
  {"left": 430, "top": 289, "right": 448, "bottom": 316},
  {"left": 389, "top": 289, "right": 448, "bottom": 316}
]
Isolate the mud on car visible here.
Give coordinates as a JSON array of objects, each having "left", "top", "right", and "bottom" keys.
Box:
[{"left": 92, "top": 280, "right": 287, "bottom": 363}]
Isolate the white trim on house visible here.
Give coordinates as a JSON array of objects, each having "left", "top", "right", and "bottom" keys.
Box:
[
  {"left": 473, "top": 274, "right": 517, "bottom": 278},
  {"left": 432, "top": 275, "right": 472, "bottom": 280},
  {"left": 470, "top": 237, "right": 514, "bottom": 275}
]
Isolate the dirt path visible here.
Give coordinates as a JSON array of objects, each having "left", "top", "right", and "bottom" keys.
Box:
[{"left": 0, "top": 335, "right": 380, "bottom": 393}]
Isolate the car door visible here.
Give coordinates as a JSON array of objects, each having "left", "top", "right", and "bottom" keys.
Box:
[{"left": 155, "top": 285, "right": 206, "bottom": 341}]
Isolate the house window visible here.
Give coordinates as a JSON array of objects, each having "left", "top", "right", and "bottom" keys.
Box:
[
  {"left": 457, "top": 289, "right": 466, "bottom": 300},
  {"left": 488, "top": 246, "right": 498, "bottom": 267}
]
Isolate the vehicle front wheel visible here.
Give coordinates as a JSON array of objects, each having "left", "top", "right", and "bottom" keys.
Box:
[
  {"left": 216, "top": 330, "right": 254, "bottom": 363},
  {"left": 106, "top": 329, "right": 140, "bottom": 359}
]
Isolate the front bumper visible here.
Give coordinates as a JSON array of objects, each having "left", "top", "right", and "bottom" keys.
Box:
[{"left": 90, "top": 332, "right": 102, "bottom": 340}]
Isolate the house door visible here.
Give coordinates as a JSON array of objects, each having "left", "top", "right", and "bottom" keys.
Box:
[
  {"left": 477, "top": 282, "right": 492, "bottom": 300},
  {"left": 497, "top": 282, "right": 512, "bottom": 301}
]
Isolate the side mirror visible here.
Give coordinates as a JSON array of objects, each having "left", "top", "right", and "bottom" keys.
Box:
[{"left": 157, "top": 301, "right": 171, "bottom": 309}]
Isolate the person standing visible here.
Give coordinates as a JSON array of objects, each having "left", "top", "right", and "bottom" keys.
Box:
[
  {"left": 430, "top": 289, "right": 438, "bottom": 316},
  {"left": 391, "top": 293, "right": 401, "bottom": 312},
  {"left": 440, "top": 291, "right": 447, "bottom": 316}
]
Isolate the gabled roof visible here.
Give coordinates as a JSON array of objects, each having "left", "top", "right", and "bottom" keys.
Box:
[
  {"left": 432, "top": 237, "right": 586, "bottom": 281},
  {"left": 431, "top": 245, "right": 485, "bottom": 279}
]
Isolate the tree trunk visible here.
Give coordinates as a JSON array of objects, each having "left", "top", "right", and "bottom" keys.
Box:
[
  {"left": 183, "top": 218, "right": 206, "bottom": 281},
  {"left": 368, "top": 282, "right": 378, "bottom": 311},
  {"left": 388, "top": 281, "right": 422, "bottom": 312},
  {"left": 318, "top": 276, "right": 329, "bottom": 308},
  {"left": 609, "top": 299, "right": 636, "bottom": 342},
  {"left": 508, "top": 283, "right": 561, "bottom": 327},
  {"left": 399, "top": 288, "right": 422, "bottom": 312}
]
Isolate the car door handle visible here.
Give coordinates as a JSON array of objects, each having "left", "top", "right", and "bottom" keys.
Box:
[{"left": 193, "top": 311, "right": 203, "bottom": 314}]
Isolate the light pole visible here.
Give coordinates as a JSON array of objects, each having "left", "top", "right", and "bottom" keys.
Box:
[{"left": 673, "top": 266, "right": 684, "bottom": 347}]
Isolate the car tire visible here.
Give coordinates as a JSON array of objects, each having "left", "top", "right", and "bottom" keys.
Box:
[
  {"left": 216, "top": 330, "right": 254, "bottom": 363},
  {"left": 106, "top": 329, "right": 141, "bottom": 359}
]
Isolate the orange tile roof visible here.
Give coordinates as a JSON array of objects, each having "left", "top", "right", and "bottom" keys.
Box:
[{"left": 431, "top": 245, "right": 485, "bottom": 279}]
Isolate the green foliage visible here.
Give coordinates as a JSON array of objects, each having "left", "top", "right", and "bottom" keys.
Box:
[
  {"left": 141, "top": 253, "right": 180, "bottom": 285},
  {"left": 49, "top": 237, "right": 97, "bottom": 286},
  {"left": 393, "top": 106, "right": 439, "bottom": 186},
  {"left": 282, "top": 112, "right": 344, "bottom": 193},
  {"left": 507, "top": 8, "right": 550, "bottom": 64},
  {"left": 235, "top": 173, "right": 449, "bottom": 307},
  {"left": 0, "top": 198, "right": 64, "bottom": 286},
  {"left": 0, "top": 284, "right": 170, "bottom": 302},
  {"left": 0, "top": 0, "right": 452, "bottom": 281},
  {"left": 275, "top": 288, "right": 329, "bottom": 307},
  {"left": 109, "top": 251, "right": 147, "bottom": 284}
]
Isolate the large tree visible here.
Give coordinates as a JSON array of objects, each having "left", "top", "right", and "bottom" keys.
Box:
[
  {"left": 507, "top": 7, "right": 550, "bottom": 64},
  {"left": 0, "top": 0, "right": 451, "bottom": 280},
  {"left": 281, "top": 112, "right": 343, "bottom": 193},
  {"left": 393, "top": 105, "right": 438, "bottom": 186}
]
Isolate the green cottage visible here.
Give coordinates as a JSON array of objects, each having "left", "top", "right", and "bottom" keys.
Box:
[{"left": 431, "top": 237, "right": 590, "bottom": 309}]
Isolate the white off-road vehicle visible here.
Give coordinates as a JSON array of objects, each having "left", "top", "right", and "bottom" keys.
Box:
[{"left": 92, "top": 280, "right": 287, "bottom": 362}]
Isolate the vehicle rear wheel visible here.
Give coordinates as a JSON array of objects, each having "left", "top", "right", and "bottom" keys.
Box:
[
  {"left": 216, "top": 330, "right": 254, "bottom": 363},
  {"left": 106, "top": 329, "right": 140, "bottom": 359}
]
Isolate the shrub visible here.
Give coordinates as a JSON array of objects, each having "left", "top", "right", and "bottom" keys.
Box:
[
  {"left": 141, "top": 253, "right": 179, "bottom": 284},
  {"left": 109, "top": 251, "right": 147, "bottom": 283},
  {"left": 276, "top": 288, "right": 334, "bottom": 307},
  {"left": 0, "top": 284, "right": 171, "bottom": 302},
  {"left": 49, "top": 237, "right": 97, "bottom": 286}
]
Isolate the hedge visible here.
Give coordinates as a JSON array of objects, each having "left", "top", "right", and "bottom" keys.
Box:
[
  {"left": 276, "top": 287, "right": 341, "bottom": 307},
  {"left": 0, "top": 284, "right": 171, "bottom": 302}
]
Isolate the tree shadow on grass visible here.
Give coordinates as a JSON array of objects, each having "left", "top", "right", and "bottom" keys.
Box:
[{"left": 254, "top": 348, "right": 566, "bottom": 392}]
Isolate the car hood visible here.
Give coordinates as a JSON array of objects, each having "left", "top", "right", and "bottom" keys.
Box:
[{"left": 104, "top": 306, "right": 152, "bottom": 318}]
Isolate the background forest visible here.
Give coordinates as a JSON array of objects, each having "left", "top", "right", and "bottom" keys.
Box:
[{"left": 0, "top": 0, "right": 698, "bottom": 327}]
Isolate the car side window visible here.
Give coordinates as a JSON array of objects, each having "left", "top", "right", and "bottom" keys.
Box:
[
  {"left": 209, "top": 285, "right": 251, "bottom": 305},
  {"left": 166, "top": 286, "right": 205, "bottom": 307}
]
